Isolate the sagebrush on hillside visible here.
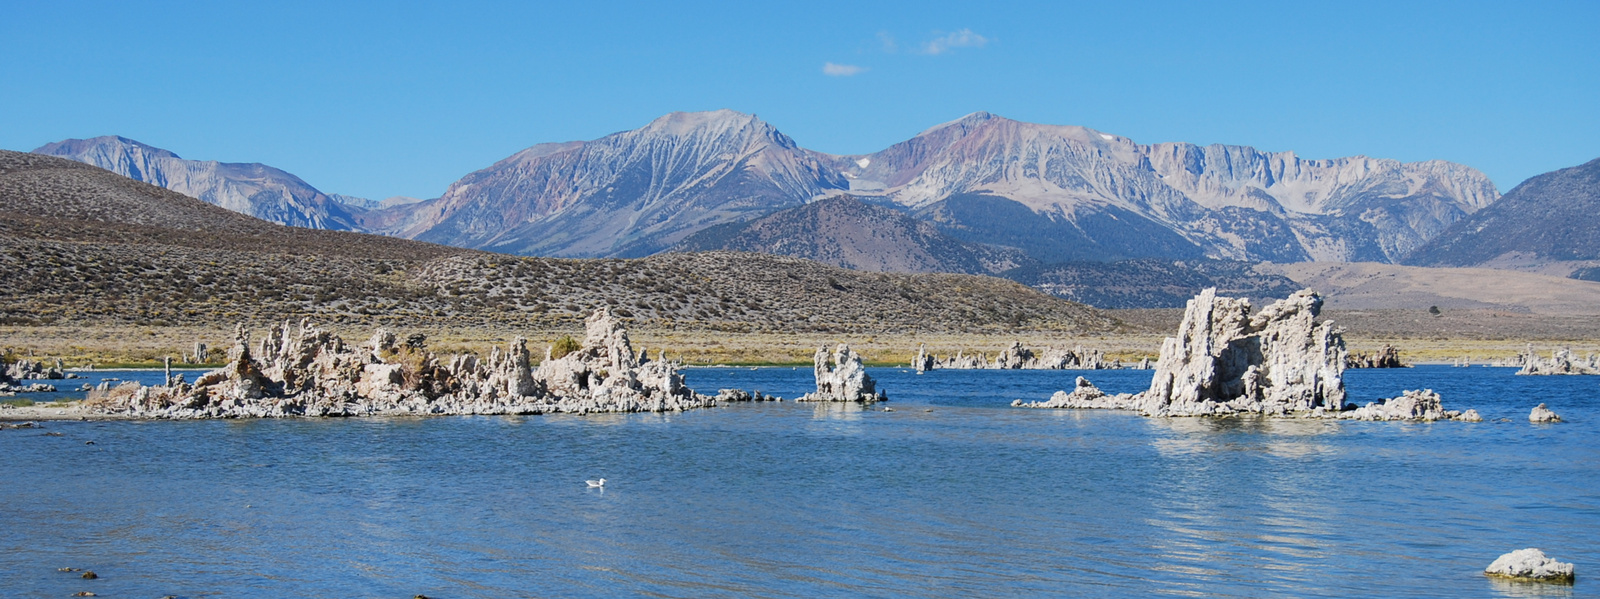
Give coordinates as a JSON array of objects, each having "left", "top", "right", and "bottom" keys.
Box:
[{"left": 0, "top": 150, "right": 1116, "bottom": 335}]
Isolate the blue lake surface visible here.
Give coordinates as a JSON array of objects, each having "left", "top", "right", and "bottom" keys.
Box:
[{"left": 1, "top": 365, "right": 1595, "bottom": 598}]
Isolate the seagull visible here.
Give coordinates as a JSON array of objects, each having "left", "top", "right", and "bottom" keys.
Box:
[{"left": 586, "top": 478, "right": 606, "bottom": 488}]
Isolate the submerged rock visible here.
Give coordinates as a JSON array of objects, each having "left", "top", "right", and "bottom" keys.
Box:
[
  {"left": 1341, "top": 389, "right": 1477, "bottom": 421},
  {"left": 716, "top": 389, "right": 781, "bottom": 402},
  {"left": 1484, "top": 548, "right": 1575, "bottom": 583},
  {"left": 1529, "top": 403, "right": 1563, "bottom": 423},
  {"left": 83, "top": 309, "right": 715, "bottom": 419},
  {"left": 800, "top": 344, "right": 885, "bottom": 402},
  {"left": 1013, "top": 376, "right": 1129, "bottom": 409}
]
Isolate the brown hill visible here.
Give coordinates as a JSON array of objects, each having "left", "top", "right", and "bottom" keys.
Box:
[{"left": 0, "top": 150, "right": 1114, "bottom": 334}]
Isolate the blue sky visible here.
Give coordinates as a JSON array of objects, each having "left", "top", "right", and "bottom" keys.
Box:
[{"left": 2, "top": 0, "right": 1596, "bottom": 200}]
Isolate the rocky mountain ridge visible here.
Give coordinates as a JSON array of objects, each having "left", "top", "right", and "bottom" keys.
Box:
[
  {"left": 383, "top": 110, "right": 848, "bottom": 257},
  {"left": 34, "top": 136, "right": 365, "bottom": 230},
  {"left": 827, "top": 112, "right": 1498, "bottom": 263},
  {"left": 1405, "top": 156, "right": 1600, "bottom": 272},
  {"left": 31, "top": 111, "right": 1502, "bottom": 268}
]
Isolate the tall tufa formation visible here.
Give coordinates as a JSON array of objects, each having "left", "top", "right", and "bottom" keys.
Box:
[
  {"left": 1136, "top": 288, "right": 1346, "bottom": 416},
  {"left": 801, "top": 344, "right": 886, "bottom": 402},
  {"left": 1021, "top": 288, "right": 1480, "bottom": 421},
  {"left": 83, "top": 309, "right": 710, "bottom": 418},
  {"left": 913, "top": 344, "right": 934, "bottom": 374}
]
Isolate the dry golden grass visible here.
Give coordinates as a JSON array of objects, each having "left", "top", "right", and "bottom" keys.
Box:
[
  {"left": 8, "top": 315, "right": 1596, "bottom": 368},
  {"left": 0, "top": 323, "right": 1166, "bottom": 368}
]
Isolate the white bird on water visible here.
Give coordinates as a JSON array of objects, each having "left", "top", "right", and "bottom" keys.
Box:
[{"left": 586, "top": 478, "right": 606, "bottom": 488}]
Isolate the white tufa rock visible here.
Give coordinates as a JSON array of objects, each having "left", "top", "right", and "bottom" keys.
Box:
[
  {"left": 1341, "top": 389, "right": 1477, "bottom": 422},
  {"left": 1484, "top": 548, "right": 1575, "bottom": 583},
  {"left": 1516, "top": 345, "right": 1600, "bottom": 375},
  {"left": 914, "top": 342, "right": 1117, "bottom": 371},
  {"left": 1018, "top": 289, "right": 1480, "bottom": 421},
  {"left": 1013, "top": 377, "right": 1125, "bottom": 409},
  {"left": 1137, "top": 288, "right": 1346, "bottom": 416},
  {"left": 1529, "top": 403, "right": 1563, "bottom": 423},
  {"left": 913, "top": 343, "right": 934, "bottom": 373},
  {"left": 800, "top": 344, "right": 886, "bottom": 402},
  {"left": 82, "top": 309, "right": 717, "bottom": 419}
]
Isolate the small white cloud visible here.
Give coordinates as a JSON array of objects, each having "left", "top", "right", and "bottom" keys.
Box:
[
  {"left": 877, "top": 31, "right": 899, "bottom": 53},
  {"left": 823, "top": 62, "right": 866, "bottom": 77},
  {"left": 921, "top": 28, "right": 989, "bottom": 55}
]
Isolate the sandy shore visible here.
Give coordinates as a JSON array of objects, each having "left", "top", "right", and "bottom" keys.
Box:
[{"left": 0, "top": 403, "right": 120, "bottom": 422}]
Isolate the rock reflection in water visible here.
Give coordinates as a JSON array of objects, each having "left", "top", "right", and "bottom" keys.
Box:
[
  {"left": 1487, "top": 578, "right": 1576, "bottom": 598},
  {"left": 1, "top": 365, "right": 1593, "bottom": 598}
]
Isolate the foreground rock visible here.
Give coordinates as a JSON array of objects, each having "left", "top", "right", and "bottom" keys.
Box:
[
  {"left": 1484, "top": 548, "right": 1575, "bottom": 583},
  {"left": 1517, "top": 345, "right": 1600, "bottom": 375},
  {"left": 800, "top": 344, "right": 886, "bottom": 402},
  {"left": 1019, "top": 288, "right": 1478, "bottom": 420},
  {"left": 1529, "top": 403, "right": 1563, "bottom": 423},
  {"left": 83, "top": 309, "right": 714, "bottom": 418},
  {"left": 1141, "top": 288, "right": 1347, "bottom": 416}
]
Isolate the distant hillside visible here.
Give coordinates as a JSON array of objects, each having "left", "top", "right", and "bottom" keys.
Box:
[
  {"left": 671, "top": 195, "right": 1031, "bottom": 274},
  {"left": 0, "top": 150, "right": 1113, "bottom": 334},
  {"left": 1260, "top": 261, "right": 1600, "bottom": 315},
  {"left": 1405, "top": 157, "right": 1600, "bottom": 268},
  {"left": 999, "top": 259, "right": 1300, "bottom": 309},
  {"left": 0, "top": 150, "right": 457, "bottom": 259},
  {"left": 34, "top": 136, "right": 365, "bottom": 230},
  {"left": 911, "top": 192, "right": 1210, "bottom": 263}
]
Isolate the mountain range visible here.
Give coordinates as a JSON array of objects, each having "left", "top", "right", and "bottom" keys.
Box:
[
  {"left": 37, "top": 109, "right": 1600, "bottom": 299},
  {"left": 34, "top": 110, "right": 1516, "bottom": 270}
]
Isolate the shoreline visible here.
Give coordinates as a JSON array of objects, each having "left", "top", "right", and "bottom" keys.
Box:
[{"left": 7, "top": 326, "right": 1598, "bottom": 369}]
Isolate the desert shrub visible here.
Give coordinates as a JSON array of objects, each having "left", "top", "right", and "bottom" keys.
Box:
[{"left": 550, "top": 335, "right": 581, "bottom": 359}]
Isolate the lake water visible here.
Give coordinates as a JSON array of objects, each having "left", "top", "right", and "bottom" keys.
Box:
[{"left": 1, "top": 366, "right": 1595, "bottom": 598}]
